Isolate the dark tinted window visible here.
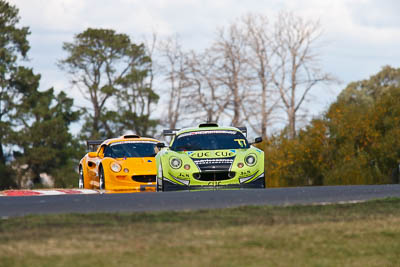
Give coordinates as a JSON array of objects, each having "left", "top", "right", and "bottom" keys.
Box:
[
  {"left": 171, "top": 130, "right": 249, "bottom": 151},
  {"left": 104, "top": 142, "right": 157, "bottom": 158}
]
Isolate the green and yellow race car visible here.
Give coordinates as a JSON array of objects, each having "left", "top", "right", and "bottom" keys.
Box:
[{"left": 155, "top": 123, "right": 265, "bottom": 191}]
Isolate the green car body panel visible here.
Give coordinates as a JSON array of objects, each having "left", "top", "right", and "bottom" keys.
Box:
[{"left": 155, "top": 125, "right": 265, "bottom": 191}]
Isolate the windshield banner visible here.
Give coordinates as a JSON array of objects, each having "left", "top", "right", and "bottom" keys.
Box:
[{"left": 187, "top": 150, "right": 236, "bottom": 159}]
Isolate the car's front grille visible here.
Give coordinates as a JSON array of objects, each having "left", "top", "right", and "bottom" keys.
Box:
[
  {"left": 132, "top": 175, "right": 156, "bottom": 183},
  {"left": 192, "top": 171, "right": 235, "bottom": 181},
  {"left": 192, "top": 157, "right": 234, "bottom": 172}
]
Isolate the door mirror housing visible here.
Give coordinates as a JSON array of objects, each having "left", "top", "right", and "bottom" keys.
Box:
[
  {"left": 254, "top": 137, "right": 263, "bottom": 144},
  {"left": 156, "top": 142, "right": 167, "bottom": 149}
]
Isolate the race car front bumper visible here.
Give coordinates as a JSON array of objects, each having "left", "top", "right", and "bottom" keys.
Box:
[{"left": 160, "top": 172, "right": 265, "bottom": 191}]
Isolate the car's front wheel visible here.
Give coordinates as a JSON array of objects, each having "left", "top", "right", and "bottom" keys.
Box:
[
  {"left": 78, "top": 166, "right": 84, "bottom": 189},
  {"left": 156, "top": 177, "right": 163, "bottom": 192},
  {"left": 99, "top": 165, "right": 106, "bottom": 190},
  {"left": 156, "top": 164, "right": 163, "bottom": 192}
]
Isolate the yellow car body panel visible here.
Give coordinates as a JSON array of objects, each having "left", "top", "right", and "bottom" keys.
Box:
[{"left": 79, "top": 136, "right": 159, "bottom": 191}]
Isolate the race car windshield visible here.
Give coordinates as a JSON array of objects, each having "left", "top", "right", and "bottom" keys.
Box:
[
  {"left": 104, "top": 142, "right": 157, "bottom": 158},
  {"left": 171, "top": 130, "right": 249, "bottom": 151}
]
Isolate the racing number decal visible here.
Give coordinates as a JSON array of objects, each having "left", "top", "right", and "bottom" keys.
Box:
[{"left": 234, "top": 139, "right": 246, "bottom": 147}]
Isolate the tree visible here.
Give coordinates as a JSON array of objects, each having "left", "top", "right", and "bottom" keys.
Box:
[
  {"left": 0, "top": 0, "right": 30, "bottom": 164},
  {"left": 157, "top": 35, "right": 192, "bottom": 129},
  {"left": 170, "top": 12, "right": 331, "bottom": 136},
  {"left": 262, "top": 66, "right": 400, "bottom": 187},
  {"left": 59, "top": 28, "right": 158, "bottom": 139},
  {"left": 324, "top": 66, "right": 400, "bottom": 184},
  {"left": 11, "top": 78, "right": 81, "bottom": 187},
  {"left": 106, "top": 40, "right": 159, "bottom": 137},
  {"left": 185, "top": 50, "right": 231, "bottom": 123},
  {"left": 0, "top": 0, "right": 31, "bottom": 189},
  {"left": 212, "top": 24, "right": 251, "bottom": 126},
  {"left": 180, "top": 23, "right": 251, "bottom": 126},
  {"left": 241, "top": 14, "right": 281, "bottom": 139},
  {"left": 337, "top": 65, "right": 400, "bottom": 105},
  {"left": 271, "top": 12, "right": 333, "bottom": 139}
]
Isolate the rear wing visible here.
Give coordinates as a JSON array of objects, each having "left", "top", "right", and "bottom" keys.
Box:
[
  {"left": 236, "top": 127, "right": 247, "bottom": 137},
  {"left": 162, "top": 127, "right": 247, "bottom": 137},
  {"left": 86, "top": 140, "right": 105, "bottom": 152},
  {"left": 162, "top": 129, "right": 180, "bottom": 136}
]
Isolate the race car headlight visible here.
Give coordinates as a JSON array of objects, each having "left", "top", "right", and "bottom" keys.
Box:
[
  {"left": 110, "top": 162, "right": 122, "bottom": 173},
  {"left": 245, "top": 154, "right": 257, "bottom": 166},
  {"left": 170, "top": 157, "right": 182, "bottom": 169}
]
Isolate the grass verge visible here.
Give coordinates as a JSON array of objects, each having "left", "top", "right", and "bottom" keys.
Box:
[{"left": 1, "top": 198, "right": 400, "bottom": 267}]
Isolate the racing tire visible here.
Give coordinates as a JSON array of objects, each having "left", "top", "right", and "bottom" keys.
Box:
[
  {"left": 156, "top": 164, "right": 164, "bottom": 192},
  {"left": 78, "top": 165, "right": 84, "bottom": 189},
  {"left": 99, "top": 165, "right": 106, "bottom": 190},
  {"left": 156, "top": 177, "right": 164, "bottom": 192}
]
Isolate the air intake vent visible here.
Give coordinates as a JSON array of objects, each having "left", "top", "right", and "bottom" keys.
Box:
[
  {"left": 123, "top": 134, "right": 140, "bottom": 139},
  {"left": 198, "top": 122, "right": 219, "bottom": 127},
  {"left": 192, "top": 171, "right": 235, "bottom": 181},
  {"left": 132, "top": 175, "right": 156, "bottom": 183}
]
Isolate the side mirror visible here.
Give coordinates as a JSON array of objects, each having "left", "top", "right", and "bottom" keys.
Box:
[
  {"left": 156, "top": 142, "right": 166, "bottom": 149},
  {"left": 254, "top": 137, "right": 263, "bottom": 144},
  {"left": 88, "top": 152, "right": 97, "bottom": 158}
]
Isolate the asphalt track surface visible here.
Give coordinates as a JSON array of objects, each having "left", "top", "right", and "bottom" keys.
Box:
[{"left": 1, "top": 184, "right": 400, "bottom": 217}]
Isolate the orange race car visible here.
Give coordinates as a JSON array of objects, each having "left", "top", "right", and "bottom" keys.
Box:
[{"left": 78, "top": 135, "right": 160, "bottom": 191}]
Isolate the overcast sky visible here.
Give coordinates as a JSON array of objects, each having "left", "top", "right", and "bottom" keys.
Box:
[{"left": 7, "top": 0, "right": 400, "bottom": 128}]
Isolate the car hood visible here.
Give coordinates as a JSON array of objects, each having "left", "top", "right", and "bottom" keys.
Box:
[{"left": 115, "top": 157, "right": 156, "bottom": 175}]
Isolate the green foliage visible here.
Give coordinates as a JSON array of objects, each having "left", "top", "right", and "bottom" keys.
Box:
[
  {"left": 261, "top": 119, "right": 328, "bottom": 187},
  {"left": 11, "top": 85, "right": 82, "bottom": 187},
  {"left": 0, "top": 161, "right": 15, "bottom": 189},
  {"left": 59, "top": 28, "right": 159, "bottom": 139},
  {"left": 0, "top": 0, "right": 31, "bottom": 188},
  {"left": 263, "top": 66, "right": 400, "bottom": 186},
  {"left": 2, "top": 199, "right": 400, "bottom": 266},
  {"left": 0, "top": 1, "right": 30, "bottom": 69}
]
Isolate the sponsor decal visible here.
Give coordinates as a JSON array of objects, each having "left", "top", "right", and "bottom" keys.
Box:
[
  {"left": 178, "top": 130, "right": 237, "bottom": 138},
  {"left": 215, "top": 151, "right": 235, "bottom": 157},
  {"left": 192, "top": 151, "right": 211, "bottom": 158},
  {"left": 238, "top": 170, "right": 252, "bottom": 177},
  {"left": 177, "top": 173, "right": 190, "bottom": 179},
  {"left": 189, "top": 151, "right": 235, "bottom": 158}
]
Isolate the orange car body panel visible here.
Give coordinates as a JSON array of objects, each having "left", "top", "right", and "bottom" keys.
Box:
[{"left": 79, "top": 136, "right": 159, "bottom": 191}]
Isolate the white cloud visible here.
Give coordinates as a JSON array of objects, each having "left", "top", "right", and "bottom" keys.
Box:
[
  {"left": 6, "top": 0, "right": 400, "bottom": 126},
  {"left": 347, "top": 0, "right": 400, "bottom": 28}
]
